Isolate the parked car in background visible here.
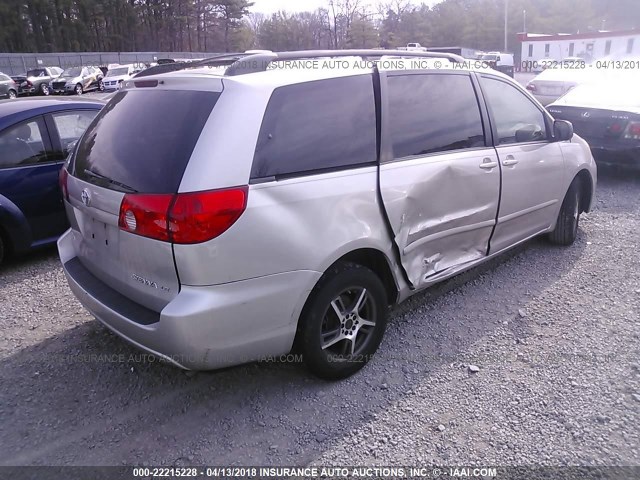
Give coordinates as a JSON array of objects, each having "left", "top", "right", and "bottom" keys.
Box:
[
  {"left": 0, "top": 98, "right": 103, "bottom": 265},
  {"left": 0, "top": 73, "right": 18, "bottom": 100},
  {"left": 57, "top": 50, "right": 595, "bottom": 380},
  {"left": 50, "top": 66, "right": 104, "bottom": 95},
  {"left": 11, "top": 67, "right": 63, "bottom": 96},
  {"left": 103, "top": 65, "right": 136, "bottom": 91},
  {"left": 548, "top": 78, "right": 640, "bottom": 169},
  {"left": 526, "top": 66, "right": 591, "bottom": 106},
  {"left": 406, "top": 43, "right": 428, "bottom": 52},
  {"left": 479, "top": 52, "right": 514, "bottom": 77}
]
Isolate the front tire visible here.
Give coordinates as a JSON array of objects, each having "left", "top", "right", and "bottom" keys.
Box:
[
  {"left": 548, "top": 181, "right": 581, "bottom": 246},
  {"left": 297, "top": 262, "right": 388, "bottom": 380},
  {"left": 40, "top": 83, "right": 50, "bottom": 96},
  {"left": 75, "top": 84, "right": 83, "bottom": 95}
]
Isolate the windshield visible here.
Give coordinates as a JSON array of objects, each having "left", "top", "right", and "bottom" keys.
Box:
[
  {"left": 26, "top": 69, "right": 46, "bottom": 77},
  {"left": 106, "top": 68, "right": 130, "bottom": 77},
  {"left": 479, "top": 55, "right": 498, "bottom": 61},
  {"left": 61, "top": 67, "right": 82, "bottom": 77}
]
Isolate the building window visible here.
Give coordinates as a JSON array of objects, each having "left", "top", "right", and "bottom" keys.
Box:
[
  {"left": 544, "top": 44, "right": 550, "bottom": 57},
  {"left": 628, "top": 38, "right": 635, "bottom": 54},
  {"left": 605, "top": 40, "right": 612, "bottom": 55},
  {"left": 569, "top": 43, "right": 574, "bottom": 56},
  {"left": 528, "top": 44, "right": 533, "bottom": 57}
]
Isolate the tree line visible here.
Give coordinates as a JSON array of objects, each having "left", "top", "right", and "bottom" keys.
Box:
[{"left": 0, "top": 0, "right": 638, "bottom": 54}]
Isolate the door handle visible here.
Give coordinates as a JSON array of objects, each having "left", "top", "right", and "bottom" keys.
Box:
[
  {"left": 479, "top": 158, "right": 498, "bottom": 169},
  {"left": 502, "top": 155, "right": 519, "bottom": 166}
]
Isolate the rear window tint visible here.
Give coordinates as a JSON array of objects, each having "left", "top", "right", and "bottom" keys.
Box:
[
  {"left": 72, "top": 89, "right": 220, "bottom": 193},
  {"left": 251, "top": 75, "right": 377, "bottom": 179},
  {"left": 388, "top": 73, "right": 485, "bottom": 158}
]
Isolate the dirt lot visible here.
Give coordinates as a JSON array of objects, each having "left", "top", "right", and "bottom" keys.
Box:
[{"left": 0, "top": 169, "right": 638, "bottom": 468}]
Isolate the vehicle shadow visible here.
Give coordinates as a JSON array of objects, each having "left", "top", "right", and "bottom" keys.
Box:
[
  {"left": 0, "top": 244, "right": 59, "bottom": 275},
  {"left": 0, "top": 232, "right": 588, "bottom": 467}
]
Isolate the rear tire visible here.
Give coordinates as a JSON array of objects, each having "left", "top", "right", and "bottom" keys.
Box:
[
  {"left": 297, "top": 262, "right": 388, "bottom": 380},
  {"left": 548, "top": 181, "right": 581, "bottom": 246},
  {"left": 7, "top": 89, "right": 16, "bottom": 99}
]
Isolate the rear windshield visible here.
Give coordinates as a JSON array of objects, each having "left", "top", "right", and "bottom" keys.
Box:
[{"left": 72, "top": 89, "right": 220, "bottom": 193}]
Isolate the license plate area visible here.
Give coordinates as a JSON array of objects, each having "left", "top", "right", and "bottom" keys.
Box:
[{"left": 81, "top": 215, "right": 119, "bottom": 254}]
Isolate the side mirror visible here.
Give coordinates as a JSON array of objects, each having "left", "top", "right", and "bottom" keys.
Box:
[
  {"left": 515, "top": 124, "right": 544, "bottom": 143},
  {"left": 553, "top": 119, "right": 574, "bottom": 142}
]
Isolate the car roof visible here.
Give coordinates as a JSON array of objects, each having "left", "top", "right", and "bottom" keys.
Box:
[
  {"left": 145, "top": 58, "right": 503, "bottom": 91},
  {"left": 0, "top": 98, "right": 104, "bottom": 131}
]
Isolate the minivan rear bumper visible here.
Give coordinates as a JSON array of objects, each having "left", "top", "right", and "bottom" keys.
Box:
[{"left": 58, "top": 230, "right": 321, "bottom": 370}]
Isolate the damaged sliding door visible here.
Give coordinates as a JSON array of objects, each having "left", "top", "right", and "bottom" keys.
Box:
[{"left": 377, "top": 70, "right": 501, "bottom": 289}]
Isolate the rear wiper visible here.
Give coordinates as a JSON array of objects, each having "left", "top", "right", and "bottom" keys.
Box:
[{"left": 83, "top": 169, "right": 138, "bottom": 193}]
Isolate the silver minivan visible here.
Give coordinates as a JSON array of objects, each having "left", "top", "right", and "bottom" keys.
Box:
[{"left": 58, "top": 50, "right": 597, "bottom": 379}]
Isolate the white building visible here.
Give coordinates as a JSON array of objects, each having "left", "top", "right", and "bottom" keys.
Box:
[{"left": 519, "top": 29, "right": 640, "bottom": 66}]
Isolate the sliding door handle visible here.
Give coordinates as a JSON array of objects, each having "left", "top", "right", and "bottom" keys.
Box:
[
  {"left": 502, "top": 155, "right": 519, "bottom": 166},
  {"left": 480, "top": 158, "right": 498, "bottom": 169}
]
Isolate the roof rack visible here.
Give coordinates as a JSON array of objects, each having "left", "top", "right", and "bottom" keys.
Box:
[
  {"left": 225, "top": 49, "right": 465, "bottom": 76},
  {"left": 134, "top": 53, "right": 249, "bottom": 78},
  {"left": 135, "top": 49, "right": 466, "bottom": 78}
]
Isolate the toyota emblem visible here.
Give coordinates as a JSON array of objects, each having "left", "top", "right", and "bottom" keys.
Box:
[{"left": 81, "top": 188, "right": 91, "bottom": 207}]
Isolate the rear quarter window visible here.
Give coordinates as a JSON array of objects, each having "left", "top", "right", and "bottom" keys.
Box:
[
  {"left": 251, "top": 75, "right": 377, "bottom": 179},
  {"left": 72, "top": 89, "right": 220, "bottom": 193}
]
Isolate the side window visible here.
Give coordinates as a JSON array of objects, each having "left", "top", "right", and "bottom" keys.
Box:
[
  {"left": 0, "top": 74, "right": 10, "bottom": 81},
  {"left": 479, "top": 76, "right": 547, "bottom": 145},
  {"left": 251, "top": 75, "right": 377, "bottom": 179},
  {"left": 51, "top": 110, "right": 99, "bottom": 156},
  {"left": 387, "top": 73, "right": 485, "bottom": 159},
  {"left": 81, "top": 68, "right": 88, "bottom": 76},
  {"left": 0, "top": 118, "right": 48, "bottom": 169}
]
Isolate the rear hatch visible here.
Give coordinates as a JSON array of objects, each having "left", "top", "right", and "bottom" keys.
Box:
[{"left": 65, "top": 86, "right": 221, "bottom": 311}]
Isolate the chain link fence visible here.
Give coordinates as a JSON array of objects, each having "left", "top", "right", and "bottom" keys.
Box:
[{"left": 0, "top": 52, "right": 214, "bottom": 75}]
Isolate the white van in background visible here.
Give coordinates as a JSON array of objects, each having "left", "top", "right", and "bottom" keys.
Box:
[
  {"left": 479, "top": 52, "right": 515, "bottom": 77},
  {"left": 103, "top": 64, "right": 136, "bottom": 91}
]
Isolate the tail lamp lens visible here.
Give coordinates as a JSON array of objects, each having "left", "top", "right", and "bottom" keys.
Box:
[{"left": 118, "top": 186, "right": 248, "bottom": 244}]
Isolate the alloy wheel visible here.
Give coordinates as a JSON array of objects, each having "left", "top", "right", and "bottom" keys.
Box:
[{"left": 320, "top": 286, "right": 377, "bottom": 358}]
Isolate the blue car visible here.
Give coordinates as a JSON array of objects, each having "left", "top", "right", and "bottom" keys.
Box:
[{"left": 0, "top": 97, "right": 103, "bottom": 264}]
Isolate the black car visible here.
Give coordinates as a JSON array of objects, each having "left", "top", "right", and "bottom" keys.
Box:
[
  {"left": 548, "top": 79, "right": 640, "bottom": 168},
  {"left": 0, "top": 73, "right": 18, "bottom": 100},
  {"left": 0, "top": 98, "right": 104, "bottom": 264}
]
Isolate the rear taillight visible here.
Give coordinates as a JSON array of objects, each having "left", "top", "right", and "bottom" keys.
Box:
[
  {"left": 624, "top": 122, "right": 640, "bottom": 140},
  {"left": 118, "top": 186, "right": 248, "bottom": 244},
  {"left": 59, "top": 168, "right": 69, "bottom": 201},
  {"left": 118, "top": 194, "right": 173, "bottom": 241},
  {"left": 607, "top": 122, "right": 624, "bottom": 136},
  {"left": 526, "top": 83, "right": 536, "bottom": 92}
]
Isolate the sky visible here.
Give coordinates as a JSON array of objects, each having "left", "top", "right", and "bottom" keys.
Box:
[{"left": 251, "top": 0, "right": 442, "bottom": 15}]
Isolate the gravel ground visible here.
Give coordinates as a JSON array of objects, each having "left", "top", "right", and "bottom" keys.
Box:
[{"left": 0, "top": 168, "right": 638, "bottom": 468}]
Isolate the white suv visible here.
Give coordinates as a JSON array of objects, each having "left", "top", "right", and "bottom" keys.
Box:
[{"left": 58, "top": 50, "right": 596, "bottom": 379}]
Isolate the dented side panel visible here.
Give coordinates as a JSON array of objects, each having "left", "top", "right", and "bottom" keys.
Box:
[{"left": 379, "top": 150, "right": 500, "bottom": 288}]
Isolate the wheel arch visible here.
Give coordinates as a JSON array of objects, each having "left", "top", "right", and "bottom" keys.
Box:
[
  {"left": 319, "top": 248, "right": 400, "bottom": 305},
  {"left": 574, "top": 169, "right": 594, "bottom": 213},
  {"left": 0, "top": 195, "right": 33, "bottom": 255}
]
